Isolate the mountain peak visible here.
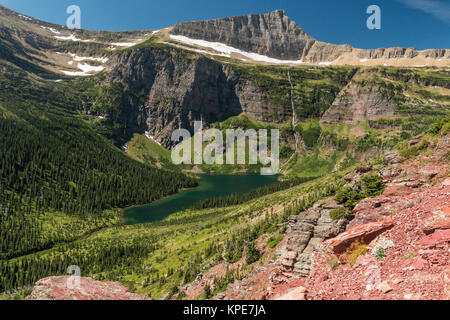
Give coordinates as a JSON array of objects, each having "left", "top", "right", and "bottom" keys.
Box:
[
  {"left": 170, "top": 9, "right": 315, "bottom": 60},
  {"left": 269, "top": 9, "right": 287, "bottom": 17}
]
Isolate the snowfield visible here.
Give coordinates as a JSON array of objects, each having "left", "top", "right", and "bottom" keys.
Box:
[
  {"left": 169, "top": 34, "right": 305, "bottom": 65},
  {"left": 61, "top": 63, "right": 104, "bottom": 76},
  {"left": 54, "top": 34, "right": 94, "bottom": 43},
  {"left": 18, "top": 14, "right": 32, "bottom": 21},
  {"left": 145, "top": 131, "right": 162, "bottom": 147},
  {"left": 60, "top": 52, "right": 109, "bottom": 76},
  {"left": 41, "top": 26, "right": 61, "bottom": 35},
  {"left": 111, "top": 42, "right": 138, "bottom": 47},
  {"left": 69, "top": 53, "right": 109, "bottom": 63}
]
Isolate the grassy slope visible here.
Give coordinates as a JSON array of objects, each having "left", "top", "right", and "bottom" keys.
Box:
[{"left": 126, "top": 133, "right": 180, "bottom": 171}]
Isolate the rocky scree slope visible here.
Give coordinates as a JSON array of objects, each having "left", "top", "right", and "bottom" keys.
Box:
[{"left": 205, "top": 133, "right": 449, "bottom": 300}]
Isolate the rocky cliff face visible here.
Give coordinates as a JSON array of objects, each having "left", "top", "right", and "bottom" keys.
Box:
[
  {"left": 321, "top": 81, "right": 398, "bottom": 124},
  {"left": 106, "top": 47, "right": 238, "bottom": 146},
  {"left": 105, "top": 46, "right": 285, "bottom": 146},
  {"left": 170, "top": 10, "right": 450, "bottom": 64},
  {"left": 171, "top": 10, "right": 317, "bottom": 61},
  {"left": 169, "top": 9, "right": 354, "bottom": 63},
  {"left": 280, "top": 199, "right": 349, "bottom": 277}
]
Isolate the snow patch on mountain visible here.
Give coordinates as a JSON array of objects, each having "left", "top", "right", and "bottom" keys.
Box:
[
  {"left": 61, "top": 63, "right": 104, "bottom": 76},
  {"left": 41, "top": 26, "right": 61, "bottom": 35},
  {"left": 145, "top": 131, "right": 162, "bottom": 147},
  {"left": 169, "top": 34, "right": 304, "bottom": 65},
  {"left": 69, "top": 53, "right": 109, "bottom": 63},
  {"left": 54, "top": 34, "right": 94, "bottom": 43},
  {"left": 18, "top": 14, "right": 32, "bottom": 21},
  {"left": 111, "top": 42, "right": 136, "bottom": 47}
]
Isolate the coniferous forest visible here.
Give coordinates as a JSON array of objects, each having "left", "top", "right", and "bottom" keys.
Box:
[{"left": 0, "top": 68, "right": 197, "bottom": 264}]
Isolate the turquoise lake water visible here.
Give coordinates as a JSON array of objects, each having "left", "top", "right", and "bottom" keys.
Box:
[{"left": 123, "top": 174, "right": 278, "bottom": 225}]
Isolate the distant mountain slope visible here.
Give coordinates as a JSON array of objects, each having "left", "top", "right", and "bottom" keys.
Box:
[
  {"left": 0, "top": 4, "right": 150, "bottom": 76},
  {"left": 1, "top": 5, "right": 449, "bottom": 71}
]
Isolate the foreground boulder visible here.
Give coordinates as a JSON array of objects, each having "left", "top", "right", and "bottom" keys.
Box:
[
  {"left": 325, "top": 219, "right": 394, "bottom": 254},
  {"left": 26, "top": 276, "right": 151, "bottom": 300},
  {"left": 416, "top": 229, "right": 450, "bottom": 250},
  {"left": 274, "top": 286, "right": 307, "bottom": 300},
  {"left": 423, "top": 206, "right": 450, "bottom": 235}
]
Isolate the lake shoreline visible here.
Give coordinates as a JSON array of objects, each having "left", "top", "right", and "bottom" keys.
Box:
[
  {"left": 119, "top": 184, "right": 200, "bottom": 225},
  {"left": 122, "top": 173, "right": 279, "bottom": 225}
]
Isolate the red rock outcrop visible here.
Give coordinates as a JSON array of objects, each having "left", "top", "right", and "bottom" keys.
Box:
[
  {"left": 270, "top": 134, "right": 448, "bottom": 300},
  {"left": 423, "top": 206, "right": 450, "bottom": 235},
  {"left": 26, "top": 276, "right": 151, "bottom": 300},
  {"left": 274, "top": 286, "right": 307, "bottom": 300},
  {"left": 302, "top": 147, "right": 450, "bottom": 300},
  {"left": 325, "top": 219, "right": 394, "bottom": 254},
  {"left": 302, "top": 179, "right": 449, "bottom": 300},
  {"left": 417, "top": 229, "right": 450, "bottom": 250}
]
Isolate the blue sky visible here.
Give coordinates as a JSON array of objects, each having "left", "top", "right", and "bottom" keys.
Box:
[{"left": 1, "top": 0, "right": 449, "bottom": 50}]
